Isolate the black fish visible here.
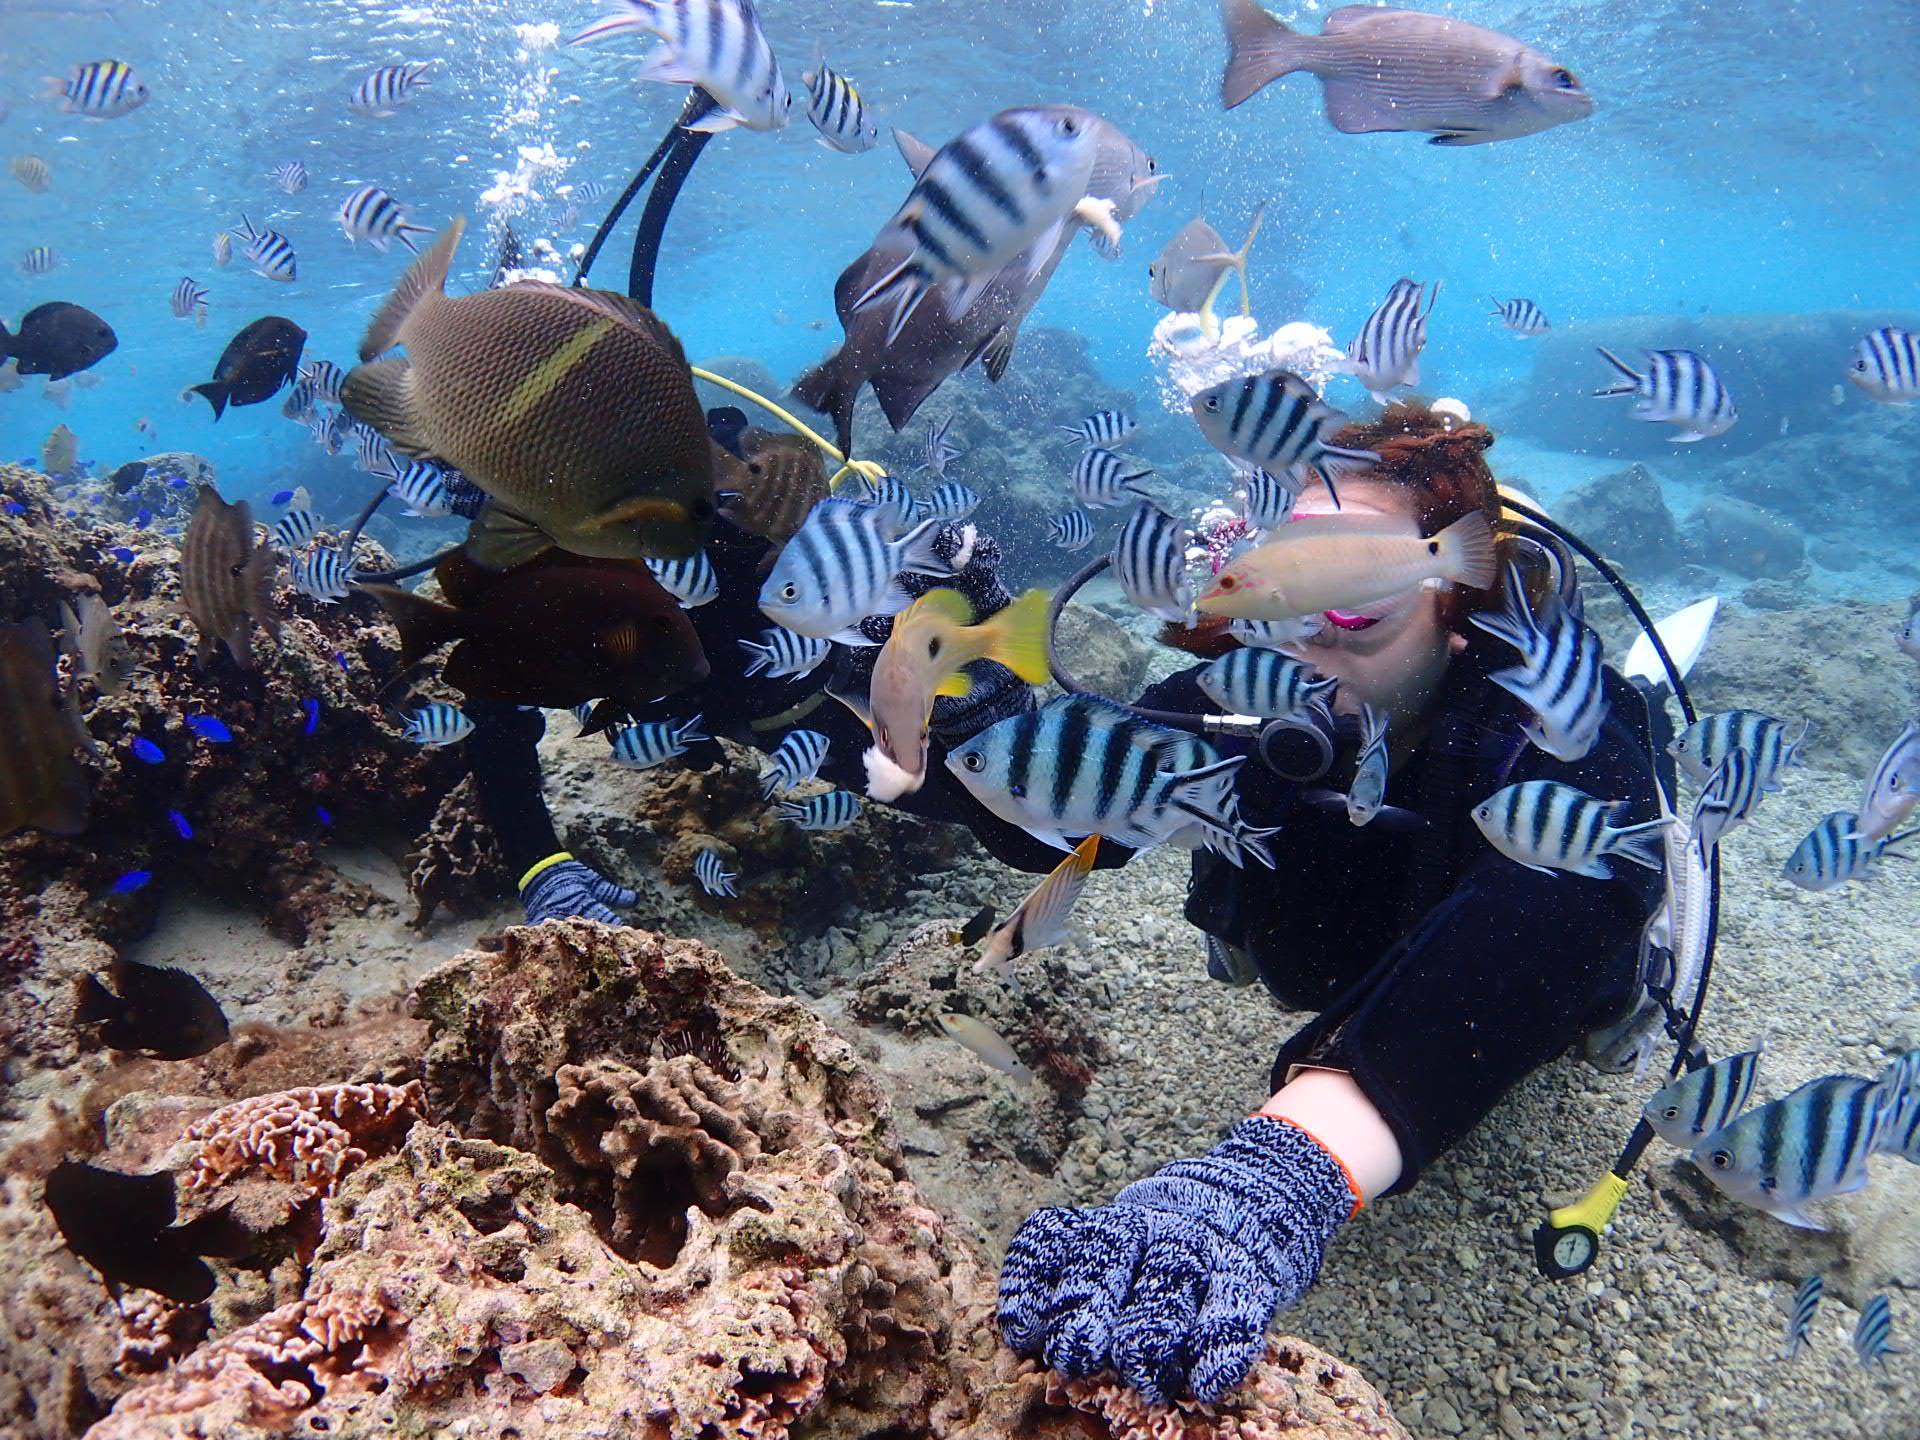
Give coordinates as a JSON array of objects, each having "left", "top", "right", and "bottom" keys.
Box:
[
  {"left": 43, "top": 1161, "right": 246, "bottom": 1303},
  {"left": 75, "top": 958, "right": 229, "bottom": 1060},
  {"left": 107, "top": 460, "right": 148, "bottom": 495},
  {"left": 953, "top": 903, "right": 996, "bottom": 947},
  {"left": 189, "top": 316, "right": 306, "bottom": 420},
  {"left": 0, "top": 301, "right": 118, "bottom": 381}
]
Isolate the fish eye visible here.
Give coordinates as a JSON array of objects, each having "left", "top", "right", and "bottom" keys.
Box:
[
  {"left": 1662, "top": 1106, "right": 1679, "bottom": 1120},
  {"left": 1147, "top": 157, "right": 1158, "bottom": 172},
  {"left": 780, "top": 583, "right": 798, "bottom": 602},
  {"left": 1059, "top": 116, "right": 1080, "bottom": 137},
  {"left": 1552, "top": 68, "right": 1579, "bottom": 89},
  {"left": 1217, "top": 574, "right": 1237, "bottom": 590},
  {"left": 962, "top": 752, "right": 984, "bottom": 772},
  {"left": 1203, "top": 396, "right": 1220, "bottom": 412},
  {"left": 1710, "top": 1150, "right": 1732, "bottom": 1170},
  {"left": 926, "top": 637, "right": 942, "bottom": 659}
]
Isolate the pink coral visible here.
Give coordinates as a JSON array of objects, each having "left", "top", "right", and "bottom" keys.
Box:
[{"left": 182, "top": 1081, "right": 422, "bottom": 1198}]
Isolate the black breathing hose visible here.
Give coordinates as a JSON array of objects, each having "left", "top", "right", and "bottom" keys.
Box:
[{"left": 574, "top": 88, "right": 719, "bottom": 291}]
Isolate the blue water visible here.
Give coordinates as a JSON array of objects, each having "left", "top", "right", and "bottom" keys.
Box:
[{"left": 2, "top": 0, "right": 1918, "bottom": 514}]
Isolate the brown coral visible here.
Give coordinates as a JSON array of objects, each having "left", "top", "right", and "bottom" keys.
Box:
[
  {"left": 404, "top": 774, "right": 511, "bottom": 928},
  {"left": 182, "top": 1081, "right": 423, "bottom": 1199}
]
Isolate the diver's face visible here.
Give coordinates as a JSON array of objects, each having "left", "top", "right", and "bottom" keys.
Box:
[{"left": 1285, "top": 477, "right": 1464, "bottom": 724}]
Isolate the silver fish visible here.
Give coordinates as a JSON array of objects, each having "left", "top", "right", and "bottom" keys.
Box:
[
  {"left": 350, "top": 62, "right": 432, "bottom": 117},
  {"left": 270, "top": 160, "right": 308, "bottom": 195},
  {"left": 57, "top": 594, "right": 135, "bottom": 695},
  {"left": 1344, "top": 702, "right": 1391, "bottom": 826},
  {"left": 1857, "top": 721, "right": 1920, "bottom": 842},
  {"left": 1472, "top": 780, "right": 1667, "bottom": 880},
  {"left": 1691, "top": 748, "right": 1764, "bottom": 857},
  {"left": 1669, "top": 709, "right": 1804, "bottom": 789},
  {"left": 1853, "top": 1295, "right": 1896, "bottom": 1372},
  {"left": 1594, "top": 347, "right": 1738, "bottom": 442},
  {"left": 1149, "top": 209, "right": 1263, "bottom": 322},
  {"left": 169, "top": 277, "right": 209, "bottom": 325},
  {"left": 1847, "top": 326, "right": 1920, "bottom": 404},
  {"left": 1112, "top": 502, "right": 1190, "bottom": 622},
  {"left": 1644, "top": 1049, "right": 1761, "bottom": 1147},
  {"left": 1061, "top": 409, "right": 1138, "bottom": 448},
  {"left": 1347, "top": 277, "right": 1437, "bottom": 403},
  {"left": 1238, "top": 467, "right": 1299, "bottom": 530},
  {"left": 48, "top": 59, "right": 149, "bottom": 119},
  {"left": 1491, "top": 297, "right": 1550, "bottom": 337}
]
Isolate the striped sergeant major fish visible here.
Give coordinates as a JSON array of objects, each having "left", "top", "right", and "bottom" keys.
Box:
[
  {"left": 759, "top": 498, "right": 949, "bottom": 642},
  {"left": 337, "top": 185, "right": 433, "bottom": 254},
  {"left": 270, "top": 161, "right": 308, "bottom": 195},
  {"left": 1846, "top": 326, "right": 1920, "bottom": 404},
  {"left": 609, "top": 713, "right": 708, "bottom": 769},
  {"left": 1072, "top": 447, "right": 1153, "bottom": 508},
  {"left": 1470, "top": 561, "right": 1608, "bottom": 763},
  {"left": 349, "top": 62, "right": 432, "bottom": 117},
  {"left": 946, "top": 693, "right": 1247, "bottom": 856},
  {"left": 570, "top": 0, "right": 791, "bottom": 135},
  {"left": 170, "top": 277, "right": 209, "bottom": 326},
  {"left": 268, "top": 502, "right": 319, "bottom": 553},
  {"left": 738, "top": 625, "right": 831, "bottom": 680},
  {"left": 1691, "top": 748, "right": 1765, "bottom": 857},
  {"left": 1783, "top": 1275, "right": 1822, "bottom": 1361},
  {"left": 382, "top": 458, "right": 455, "bottom": 518},
  {"left": 9, "top": 155, "right": 52, "bottom": 193},
  {"left": 849, "top": 107, "right": 1113, "bottom": 346},
  {"left": 1689, "top": 1072, "right": 1896, "bottom": 1229},
  {"left": 1157, "top": 733, "right": 1280, "bottom": 871},
  {"left": 853, "top": 471, "right": 919, "bottom": 537},
  {"left": 47, "top": 60, "right": 149, "bottom": 119},
  {"left": 645, "top": 550, "right": 718, "bottom": 607},
  {"left": 236, "top": 214, "right": 297, "bottom": 282},
  {"left": 1239, "top": 467, "right": 1299, "bottom": 531},
  {"left": 1593, "top": 347, "right": 1739, "bottom": 442},
  {"left": 18, "top": 246, "right": 58, "bottom": 276},
  {"left": 1047, "top": 510, "right": 1094, "bottom": 551},
  {"left": 1853, "top": 1295, "right": 1898, "bottom": 1372},
  {"left": 301, "top": 359, "right": 346, "bottom": 405},
  {"left": 281, "top": 377, "right": 319, "bottom": 421},
  {"left": 1196, "top": 647, "right": 1334, "bottom": 720},
  {"left": 757, "top": 728, "right": 830, "bottom": 800},
  {"left": 803, "top": 57, "right": 877, "bottom": 154},
  {"left": 1782, "top": 810, "right": 1916, "bottom": 893},
  {"left": 1228, "top": 615, "right": 1325, "bottom": 649},
  {"left": 922, "top": 482, "right": 980, "bottom": 523},
  {"left": 1112, "top": 502, "right": 1190, "bottom": 622},
  {"left": 1061, "top": 409, "right": 1137, "bottom": 448},
  {"left": 693, "top": 847, "right": 737, "bottom": 897},
  {"left": 1346, "top": 277, "right": 1439, "bottom": 403},
  {"left": 1189, "top": 369, "right": 1379, "bottom": 508},
  {"left": 919, "top": 416, "right": 962, "bottom": 478},
  {"left": 1472, "top": 779, "right": 1668, "bottom": 880},
  {"left": 975, "top": 835, "right": 1099, "bottom": 986},
  {"left": 1343, "top": 702, "right": 1392, "bottom": 827},
  {"left": 401, "top": 702, "right": 473, "bottom": 748},
  {"left": 1855, "top": 720, "right": 1920, "bottom": 843},
  {"left": 777, "top": 789, "right": 862, "bottom": 831},
  {"left": 1643, "top": 1048, "right": 1761, "bottom": 1147},
  {"left": 1490, "top": 297, "right": 1549, "bottom": 337},
  {"left": 1668, "top": 708, "right": 1805, "bottom": 789},
  {"left": 1876, "top": 1052, "right": 1920, "bottom": 1163},
  {"left": 355, "top": 425, "right": 393, "bottom": 475},
  {"left": 291, "top": 546, "right": 355, "bottom": 603}
]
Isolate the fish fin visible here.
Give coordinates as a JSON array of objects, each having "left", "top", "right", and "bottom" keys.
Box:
[
  {"left": 188, "top": 383, "right": 229, "bottom": 420},
  {"left": 1592, "top": 345, "right": 1641, "bottom": 394},
  {"left": 978, "top": 587, "right": 1054, "bottom": 686},
  {"left": 1606, "top": 818, "right": 1672, "bottom": 873},
  {"left": 1019, "top": 825, "right": 1077, "bottom": 853},
  {"left": 894, "top": 517, "right": 955, "bottom": 578},
  {"left": 1667, "top": 430, "right": 1709, "bottom": 443},
  {"left": 892, "top": 127, "right": 936, "bottom": 178},
  {"left": 339, "top": 356, "right": 436, "bottom": 456},
  {"left": 74, "top": 971, "right": 123, "bottom": 1027},
  {"left": 1435, "top": 510, "right": 1498, "bottom": 591},
  {"left": 636, "top": 46, "right": 703, "bottom": 85},
  {"left": 359, "top": 215, "right": 465, "bottom": 359},
  {"left": 908, "top": 587, "right": 977, "bottom": 628},
  {"left": 790, "top": 351, "right": 860, "bottom": 452},
  {"left": 941, "top": 271, "right": 994, "bottom": 323},
  {"left": 464, "top": 502, "right": 554, "bottom": 572},
  {"left": 567, "top": 3, "right": 666, "bottom": 44},
  {"left": 683, "top": 107, "right": 746, "bottom": 134},
  {"left": 1770, "top": 1205, "right": 1829, "bottom": 1232},
  {"left": 1428, "top": 131, "right": 1490, "bottom": 147},
  {"left": 361, "top": 583, "right": 465, "bottom": 666},
  {"left": 980, "top": 325, "right": 1018, "bottom": 383},
  {"left": 933, "top": 673, "right": 974, "bottom": 698},
  {"left": 1220, "top": 0, "right": 1311, "bottom": 108}
]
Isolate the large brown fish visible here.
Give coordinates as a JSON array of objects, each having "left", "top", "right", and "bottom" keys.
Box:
[
  {"left": 180, "top": 485, "right": 279, "bottom": 668},
  {"left": 715, "top": 427, "right": 832, "bottom": 545},
  {"left": 362, "top": 547, "right": 709, "bottom": 722},
  {"left": 0, "top": 621, "right": 92, "bottom": 838},
  {"left": 342, "top": 215, "right": 716, "bottom": 570}
]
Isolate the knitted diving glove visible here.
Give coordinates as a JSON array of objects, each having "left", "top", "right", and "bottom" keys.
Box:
[
  {"left": 519, "top": 854, "right": 637, "bottom": 926},
  {"left": 997, "top": 1116, "right": 1360, "bottom": 1405}
]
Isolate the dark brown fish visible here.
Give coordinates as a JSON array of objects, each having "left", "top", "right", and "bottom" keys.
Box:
[
  {"left": 362, "top": 547, "right": 709, "bottom": 719},
  {"left": 44, "top": 1161, "right": 245, "bottom": 1303},
  {"left": 180, "top": 485, "right": 279, "bottom": 668},
  {"left": 75, "top": 958, "right": 229, "bottom": 1060},
  {"left": 715, "top": 428, "right": 832, "bottom": 545},
  {"left": 59, "top": 593, "right": 135, "bottom": 695},
  {"left": 0, "top": 622, "right": 92, "bottom": 838},
  {"left": 188, "top": 315, "right": 306, "bottom": 419}
]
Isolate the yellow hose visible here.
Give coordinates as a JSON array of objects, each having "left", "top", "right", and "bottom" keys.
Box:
[{"left": 688, "top": 365, "right": 886, "bottom": 493}]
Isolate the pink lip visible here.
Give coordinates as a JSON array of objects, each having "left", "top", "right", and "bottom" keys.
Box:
[{"left": 1324, "top": 610, "right": 1378, "bottom": 632}]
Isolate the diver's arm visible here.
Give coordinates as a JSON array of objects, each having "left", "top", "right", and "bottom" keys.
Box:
[{"left": 1257, "top": 1068, "right": 1403, "bottom": 1200}]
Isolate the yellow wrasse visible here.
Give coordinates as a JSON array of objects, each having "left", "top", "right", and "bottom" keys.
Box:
[
  {"left": 861, "top": 586, "right": 1052, "bottom": 802},
  {"left": 975, "top": 835, "right": 1099, "bottom": 986},
  {"left": 936, "top": 1012, "right": 1034, "bottom": 1084},
  {"left": 1195, "top": 511, "right": 1496, "bottom": 621}
]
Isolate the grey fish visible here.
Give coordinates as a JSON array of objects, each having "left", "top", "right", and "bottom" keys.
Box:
[
  {"left": 1471, "top": 561, "right": 1608, "bottom": 763},
  {"left": 1219, "top": 0, "right": 1595, "bottom": 147},
  {"left": 1782, "top": 810, "right": 1914, "bottom": 893},
  {"left": 1148, "top": 208, "right": 1264, "bottom": 323},
  {"left": 1472, "top": 780, "right": 1667, "bottom": 879},
  {"left": 1594, "top": 347, "right": 1738, "bottom": 442},
  {"left": 936, "top": 1011, "right": 1034, "bottom": 1083},
  {"left": 58, "top": 594, "right": 135, "bottom": 696},
  {"left": 1691, "top": 1073, "right": 1893, "bottom": 1230},
  {"left": 1344, "top": 702, "right": 1392, "bottom": 827},
  {"left": 1855, "top": 720, "right": 1920, "bottom": 843},
  {"left": 1644, "top": 1049, "right": 1761, "bottom": 1147},
  {"left": 1784, "top": 1275, "right": 1822, "bottom": 1361},
  {"left": 181, "top": 485, "right": 278, "bottom": 667},
  {"left": 0, "top": 622, "right": 92, "bottom": 838}
]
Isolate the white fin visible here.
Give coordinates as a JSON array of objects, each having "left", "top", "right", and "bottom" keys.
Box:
[{"left": 1625, "top": 596, "right": 1718, "bottom": 687}]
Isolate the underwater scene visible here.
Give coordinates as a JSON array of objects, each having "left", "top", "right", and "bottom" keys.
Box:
[{"left": 1, "top": 0, "right": 1917, "bottom": 1435}]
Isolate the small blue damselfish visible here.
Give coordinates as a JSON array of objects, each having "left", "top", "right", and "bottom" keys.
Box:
[
  {"left": 134, "top": 507, "right": 152, "bottom": 529},
  {"left": 316, "top": 805, "right": 334, "bottom": 826},
  {"left": 3, "top": 501, "right": 24, "bottom": 516},
  {"left": 167, "top": 809, "right": 193, "bottom": 839},
  {"left": 271, "top": 489, "right": 296, "bottom": 505},
  {"left": 111, "top": 870, "right": 152, "bottom": 894},
  {"left": 186, "top": 715, "right": 233, "bottom": 743},
  {"left": 110, "top": 547, "right": 136, "bottom": 563},
  {"left": 128, "top": 737, "right": 164, "bottom": 764},
  {"left": 302, "top": 697, "right": 320, "bottom": 735}
]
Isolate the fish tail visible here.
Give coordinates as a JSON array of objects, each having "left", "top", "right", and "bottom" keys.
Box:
[
  {"left": 981, "top": 587, "right": 1055, "bottom": 686},
  {"left": 1593, "top": 345, "right": 1642, "bottom": 396},
  {"left": 1220, "top": 0, "right": 1313, "bottom": 109},
  {"left": 0, "top": 316, "right": 11, "bottom": 359},
  {"left": 188, "top": 382, "right": 229, "bottom": 420},
  {"left": 361, "top": 583, "right": 464, "bottom": 665},
  {"left": 1435, "top": 510, "right": 1498, "bottom": 591},
  {"left": 790, "top": 351, "right": 859, "bottom": 458},
  {"left": 1606, "top": 817, "right": 1672, "bottom": 873},
  {"left": 73, "top": 971, "right": 123, "bottom": 1027},
  {"left": 360, "top": 214, "right": 465, "bottom": 360},
  {"left": 1165, "top": 755, "right": 1246, "bottom": 835}
]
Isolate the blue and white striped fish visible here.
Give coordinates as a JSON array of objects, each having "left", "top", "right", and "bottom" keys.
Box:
[
  {"left": 1875, "top": 1052, "right": 1920, "bottom": 1163},
  {"left": 919, "top": 416, "right": 962, "bottom": 478},
  {"left": 1191, "top": 370, "right": 1379, "bottom": 505},
  {"left": 571, "top": 180, "right": 608, "bottom": 205},
  {"left": 282, "top": 378, "right": 320, "bottom": 422},
  {"left": 1113, "top": 502, "right": 1190, "bottom": 622},
  {"left": 349, "top": 62, "right": 432, "bottom": 117},
  {"left": 738, "top": 625, "right": 831, "bottom": 680},
  {"left": 291, "top": 546, "right": 355, "bottom": 602},
  {"left": 1046, "top": 511, "right": 1094, "bottom": 551},
  {"left": 18, "top": 246, "right": 58, "bottom": 276},
  {"left": 1228, "top": 615, "right": 1325, "bottom": 649},
  {"left": 1644, "top": 1048, "right": 1761, "bottom": 1147},
  {"left": 401, "top": 702, "right": 473, "bottom": 748},
  {"left": 317, "top": 406, "right": 352, "bottom": 455},
  {"left": 356, "top": 425, "right": 393, "bottom": 475},
  {"left": 1344, "top": 703, "right": 1393, "bottom": 827},
  {"left": 269, "top": 503, "right": 320, "bottom": 552},
  {"left": 922, "top": 482, "right": 980, "bottom": 523},
  {"left": 337, "top": 184, "right": 433, "bottom": 254},
  {"left": 850, "top": 106, "right": 1108, "bottom": 345},
  {"left": 1472, "top": 780, "right": 1668, "bottom": 880},
  {"left": 854, "top": 472, "right": 919, "bottom": 537},
  {"left": 609, "top": 713, "right": 708, "bottom": 769},
  {"left": 47, "top": 60, "right": 149, "bottom": 119},
  {"left": 1197, "top": 647, "right": 1334, "bottom": 719},
  {"left": 803, "top": 58, "right": 877, "bottom": 153},
  {"left": 237, "top": 214, "right": 297, "bottom": 282},
  {"left": 383, "top": 458, "right": 454, "bottom": 518},
  {"left": 212, "top": 230, "right": 233, "bottom": 268},
  {"left": 1847, "top": 326, "right": 1920, "bottom": 404},
  {"left": 1855, "top": 720, "right": 1920, "bottom": 843},
  {"left": 776, "top": 789, "right": 862, "bottom": 831},
  {"left": 1239, "top": 467, "right": 1299, "bottom": 531},
  {"left": 570, "top": 700, "right": 600, "bottom": 730},
  {"left": 1158, "top": 734, "right": 1279, "bottom": 871},
  {"left": 1347, "top": 278, "right": 1439, "bottom": 403},
  {"left": 758, "top": 498, "right": 948, "bottom": 642},
  {"left": 1072, "top": 447, "right": 1153, "bottom": 508},
  {"left": 8, "top": 154, "right": 51, "bottom": 193},
  {"left": 571, "top": 0, "right": 791, "bottom": 134},
  {"left": 1594, "top": 347, "right": 1739, "bottom": 442},
  {"left": 758, "top": 728, "right": 830, "bottom": 800},
  {"left": 169, "top": 276, "right": 209, "bottom": 325},
  {"left": 1783, "top": 1275, "right": 1822, "bottom": 1361},
  {"left": 1490, "top": 297, "right": 1550, "bottom": 337},
  {"left": 270, "top": 160, "right": 308, "bottom": 195},
  {"left": 693, "top": 847, "right": 738, "bottom": 897},
  {"left": 1854, "top": 1295, "right": 1897, "bottom": 1372},
  {"left": 1061, "top": 410, "right": 1137, "bottom": 448},
  {"left": 646, "top": 550, "right": 719, "bottom": 608},
  {"left": 947, "top": 694, "right": 1247, "bottom": 855},
  {"left": 1690, "top": 1072, "right": 1892, "bottom": 1229},
  {"left": 1669, "top": 709, "right": 1805, "bottom": 789},
  {"left": 1471, "top": 562, "right": 1608, "bottom": 763},
  {"left": 1691, "top": 748, "right": 1765, "bottom": 857},
  {"left": 1783, "top": 811, "right": 1915, "bottom": 892},
  {"left": 302, "top": 359, "right": 346, "bottom": 405}
]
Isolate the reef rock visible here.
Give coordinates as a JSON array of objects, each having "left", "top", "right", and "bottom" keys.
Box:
[
  {"left": 1557, "top": 462, "right": 1683, "bottom": 578},
  {"left": 1684, "top": 495, "right": 1807, "bottom": 580},
  {"left": 1050, "top": 602, "right": 1152, "bottom": 703}
]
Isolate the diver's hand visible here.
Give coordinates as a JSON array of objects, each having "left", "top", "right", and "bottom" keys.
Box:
[
  {"left": 996, "top": 1116, "right": 1357, "bottom": 1404},
  {"left": 519, "top": 854, "right": 637, "bottom": 926}
]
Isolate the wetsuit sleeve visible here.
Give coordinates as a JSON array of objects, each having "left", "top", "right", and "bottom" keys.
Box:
[
  {"left": 1266, "top": 710, "right": 1659, "bottom": 1195},
  {"left": 464, "top": 699, "right": 562, "bottom": 878}
]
